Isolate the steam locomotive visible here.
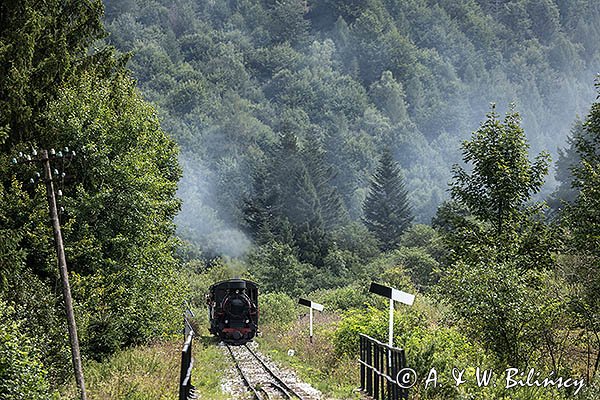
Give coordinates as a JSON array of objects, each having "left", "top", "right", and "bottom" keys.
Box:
[{"left": 207, "top": 279, "right": 259, "bottom": 345}]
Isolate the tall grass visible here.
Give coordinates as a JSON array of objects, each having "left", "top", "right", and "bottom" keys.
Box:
[
  {"left": 257, "top": 312, "right": 361, "bottom": 399},
  {"left": 59, "top": 337, "right": 229, "bottom": 399}
]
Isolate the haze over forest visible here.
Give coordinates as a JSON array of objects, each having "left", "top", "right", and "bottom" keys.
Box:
[
  {"left": 3, "top": 1, "right": 600, "bottom": 398},
  {"left": 101, "top": 0, "right": 599, "bottom": 257}
]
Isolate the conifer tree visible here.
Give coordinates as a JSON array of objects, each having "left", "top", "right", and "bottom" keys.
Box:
[
  {"left": 546, "top": 120, "right": 586, "bottom": 215},
  {"left": 0, "top": 0, "right": 108, "bottom": 148},
  {"left": 303, "top": 145, "right": 349, "bottom": 230},
  {"left": 363, "top": 149, "right": 413, "bottom": 251}
]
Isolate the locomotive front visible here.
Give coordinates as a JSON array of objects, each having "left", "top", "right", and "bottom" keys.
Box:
[{"left": 207, "top": 279, "right": 259, "bottom": 345}]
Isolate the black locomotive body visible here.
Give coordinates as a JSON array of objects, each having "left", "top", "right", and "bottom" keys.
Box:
[{"left": 207, "top": 279, "right": 259, "bottom": 345}]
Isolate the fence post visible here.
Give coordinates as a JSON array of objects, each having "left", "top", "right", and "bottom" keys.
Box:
[
  {"left": 376, "top": 345, "right": 381, "bottom": 399},
  {"left": 360, "top": 335, "right": 365, "bottom": 390},
  {"left": 366, "top": 337, "right": 373, "bottom": 394}
]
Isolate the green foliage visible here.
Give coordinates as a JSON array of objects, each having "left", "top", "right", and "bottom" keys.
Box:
[
  {"left": 439, "top": 256, "right": 561, "bottom": 366},
  {"left": 243, "top": 132, "right": 353, "bottom": 267},
  {"left": 562, "top": 79, "right": 600, "bottom": 373},
  {"left": 441, "top": 107, "right": 555, "bottom": 270},
  {"left": 330, "top": 222, "right": 380, "bottom": 262},
  {"left": 246, "top": 242, "right": 311, "bottom": 297},
  {"left": 391, "top": 247, "right": 439, "bottom": 292},
  {"left": 0, "top": 0, "right": 107, "bottom": 147},
  {"left": 437, "top": 106, "right": 559, "bottom": 366},
  {"left": 0, "top": 0, "right": 185, "bottom": 381},
  {"left": 548, "top": 119, "right": 587, "bottom": 213},
  {"left": 101, "top": 0, "right": 600, "bottom": 249},
  {"left": 0, "top": 301, "right": 51, "bottom": 400},
  {"left": 451, "top": 106, "right": 550, "bottom": 239},
  {"left": 363, "top": 149, "right": 413, "bottom": 251},
  {"left": 399, "top": 224, "right": 447, "bottom": 262},
  {"left": 259, "top": 292, "right": 299, "bottom": 327},
  {"left": 333, "top": 302, "right": 486, "bottom": 398},
  {"left": 43, "top": 71, "right": 183, "bottom": 360},
  {"left": 333, "top": 299, "right": 579, "bottom": 399},
  {"left": 369, "top": 70, "right": 409, "bottom": 124},
  {"left": 308, "top": 285, "right": 371, "bottom": 311}
]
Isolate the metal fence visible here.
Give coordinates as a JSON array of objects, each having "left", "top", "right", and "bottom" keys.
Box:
[
  {"left": 359, "top": 334, "right": 408, "bottom": 400},
  {"left": 179, "top": 314, "right": 196, "bottom": 400}
]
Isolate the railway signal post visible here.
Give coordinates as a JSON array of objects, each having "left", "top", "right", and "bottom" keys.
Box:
[
  {"left": 369, "top": 282, "right": 415, "bottom": 347},
  {"left": 298, "top": 298, "right": 324, "bottom": 343}
]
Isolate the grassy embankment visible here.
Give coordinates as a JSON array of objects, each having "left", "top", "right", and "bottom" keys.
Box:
[
  {"left": 59, "top": 336, "right": 229, "bottom": 400},
  {"left": 256, "top": 312, "right": 361, "bottom": 400}
]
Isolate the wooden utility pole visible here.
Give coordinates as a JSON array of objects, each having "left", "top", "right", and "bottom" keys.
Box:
[{"left": 40, "top": 149, "right": 87, "bottom": 400}]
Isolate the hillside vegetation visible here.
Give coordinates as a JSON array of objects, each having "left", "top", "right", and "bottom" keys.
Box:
[
  {"left": 2, "top": 1, "right": 600, "bottom": 399},
  {"left": 103, "top": 0, "right": 600, "bottom": 250}
]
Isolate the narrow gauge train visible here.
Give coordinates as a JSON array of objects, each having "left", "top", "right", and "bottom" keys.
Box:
[{"left": 207, "top": 279, "right": 259, "bottom": 345}]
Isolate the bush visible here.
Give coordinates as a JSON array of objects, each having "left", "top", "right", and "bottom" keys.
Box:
[
  {"left": 259, "top": 292, "right": 299, "bottom": 327},
  {"left": 308, "top": 285, "right": 372, "bottom": 311},
  {"left": 333, "top": 305, "right": 427, "bottom": 357},
  {"left": 333, "top": 303, "right": 489, "bottom": 399},
  {"left": 246, "top": 242, "right": 311, "bottom": 296},
  {"left": 0, "top": 301, "right": 51, "bottom": 399}
]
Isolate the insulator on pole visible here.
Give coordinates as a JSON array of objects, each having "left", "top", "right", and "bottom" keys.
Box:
[{"left": 50, "top": 148, "right": 56, "bottom": 155}]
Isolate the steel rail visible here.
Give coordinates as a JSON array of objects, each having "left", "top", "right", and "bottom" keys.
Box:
[
  {"left": 226, "top": 345, "right": 263, "bottom": 400},
  {"left": 243, "top": 344, "right": 304, "bottom": 399}
]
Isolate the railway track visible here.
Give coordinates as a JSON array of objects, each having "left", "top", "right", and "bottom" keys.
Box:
[{"left": 226, "top": 343, "right": 309, "bottom": 400}]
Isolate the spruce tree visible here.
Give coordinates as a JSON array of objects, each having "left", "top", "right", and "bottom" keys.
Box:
[
  {"left": 303, "top": 145, "right": 349, "bottom": 230},
  {"left": 363, "top": 149, "right": 413, "bottom": 251},
  {"left": 0, "top": 0, "right": 108, "bottom": 148},
  {"left": 548, "top": 119, "right": 587, "bottom": 214}
]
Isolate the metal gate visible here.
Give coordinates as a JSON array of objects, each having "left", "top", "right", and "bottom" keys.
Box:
[{"left": 359, "top": 334, "right": 408, "bottom": 400}]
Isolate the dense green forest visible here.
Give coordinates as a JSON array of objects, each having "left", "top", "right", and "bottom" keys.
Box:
[
  {"left": 101, "top": 0, "right": 600, "bottom": 257},
  {"left": 1, "top": 0, "right": 600, "bottom": 399},
  {"left": 1, "top": 1, "right": 184, "bottom": 397}
]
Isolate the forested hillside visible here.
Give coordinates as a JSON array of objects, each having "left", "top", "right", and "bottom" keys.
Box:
[
  {"left": 2, "top": 0, "right": 600, "bottom": 398},
  {"left": 102, "top": 0, "right": 600, "bottom": 257}
]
